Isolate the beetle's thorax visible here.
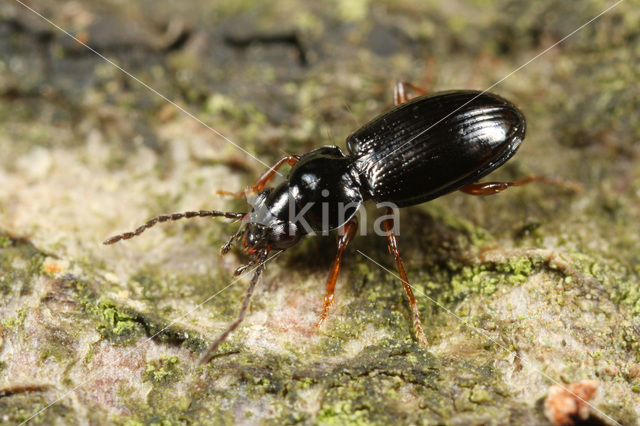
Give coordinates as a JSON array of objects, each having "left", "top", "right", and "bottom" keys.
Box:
[{"left": 243, "top": 146, "right": 362, "bottom": 251}]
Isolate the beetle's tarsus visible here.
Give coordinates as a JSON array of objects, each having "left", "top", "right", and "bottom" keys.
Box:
[
  {"left": 460, "top": 174, "right": 583, "bottom": 196},
  {"left": 221, "top": 227, "right": 246, "bottom": 255},
  {"left": 383, "top": 208, "right": 428, "bottom": 347}
]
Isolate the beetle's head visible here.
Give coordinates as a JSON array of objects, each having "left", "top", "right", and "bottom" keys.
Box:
[
  {"left": 244, "top": 188, "right": 303, "bottom": 251},
  {"left": 221, "top": 188, "right": 303, "bottom": 259},
  {"left": 242, "top": 220, "right": 301, "bottom": 252}
]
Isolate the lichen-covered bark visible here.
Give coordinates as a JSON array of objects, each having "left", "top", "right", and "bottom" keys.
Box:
[{"left": 1, "top": 0, "right": 639, "bottom": 424}]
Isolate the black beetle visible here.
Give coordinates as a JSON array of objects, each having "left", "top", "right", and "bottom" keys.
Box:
[{"left": 105, "top": 82, "right": 564, "bottom": 364}]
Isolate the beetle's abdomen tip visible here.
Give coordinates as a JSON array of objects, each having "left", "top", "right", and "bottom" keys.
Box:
[{"left": 459, "top": 105, "right": 524, "bottom": 154}]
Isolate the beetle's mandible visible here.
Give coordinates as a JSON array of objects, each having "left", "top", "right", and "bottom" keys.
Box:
[{"left": 105, "top": 82, "right": 564, "bottom": 364}]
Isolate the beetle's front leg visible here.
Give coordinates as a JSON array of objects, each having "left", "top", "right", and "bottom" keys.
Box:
[
  {"left": 382, "top": 208, "right": 428, "bottom": 346},
  {"left": 460, "top": 175, "right": 582, "bottom": 195},
  {"left": 217, "top": 155, "right": 300, "bottom": 198},
  {"left": 315, "top": 218, "right": 359, "bottom": 328}
]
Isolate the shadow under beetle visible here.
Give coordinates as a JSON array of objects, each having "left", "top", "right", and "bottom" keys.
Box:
[{"left": 105, "top": 82, "right": 570, "bottom": 364}]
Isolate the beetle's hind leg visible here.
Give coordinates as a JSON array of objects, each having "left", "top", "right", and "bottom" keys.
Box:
[
  {"left": 315, "top": 218, "right": 359, "bottom": 328},
  {"left": 393, "top": 81, "right": 430, "bottom": 105},
  {"left": 217, "top": 155, "right": 300, "bottom": 198},
  {"left": 382, "top": 208, "right": 428, "bottom": 346},
  {"left": 460, "top": 175, "right": 582, "bottom": 195}
]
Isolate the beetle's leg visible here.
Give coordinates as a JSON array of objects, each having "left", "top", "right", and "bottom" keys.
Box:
[
  {"left": 460, "top": 175, "right": 583, "bottom": 195},
  {"left": 198, "top": 247, "right": 269, "bottom": 365},
  {"left": 315, "top": 218, "right": 359, "bottom": 328},
  {"left": 221, "top": 227, "right": 246, "bottom": 255},
  {"left": 217, "top": 155, "right": 300, "bottom": 198},
  {"left": 394, "top": 81, "right": 429, "bottom": 105},
  {"left": 383, "top": 208, "right": 428, "bottom": 346}
]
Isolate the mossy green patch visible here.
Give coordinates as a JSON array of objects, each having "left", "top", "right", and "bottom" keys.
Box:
[
  {"left": 469, "top": 385, "right": 493, "bottom": 404},
  {"left": 424, "top": 254, "right": 546, "bottom": 306},
  {"left": 0, "top": 235, "right": 12, "bottom": 248},
  {"left": 49, "top": 275, "right": 205, "bottom": 351},
  {"left": 96, "top": 300, "right": 146, "bottom": 345},
  {"left": 568, "top": 251, "right": 640, "bottom": 315},
  {"left": 2, "top": 307, "right": 28, "bottom": 329},
  {"left": 143, "top": 356, "right": 183, "bottom": 385}
]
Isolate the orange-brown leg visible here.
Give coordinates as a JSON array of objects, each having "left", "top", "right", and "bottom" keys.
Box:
[
  {"left": 393, "top": 81, "right": 429, "bottom": 106},
  {"left": 315, "top": 218, "right": 359, "bottom": 328},
  {"left": 217, "top": 155, "right": 300, "bottom": 197},
  {"left": 383, "top": 208, "right": 428, "bottom": 346},
  {"left": 460, "top": 175, "right": 582, "bottom": 195}
]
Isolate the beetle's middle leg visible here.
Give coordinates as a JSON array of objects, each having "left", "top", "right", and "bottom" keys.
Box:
[
  {"left": 459, "top": 175, "right": 582, "bottom": 195},
  {"left": 383, "top": 208, "right": 428, "bottom": 346},
  {"left": 315, "top": 217, "right": 359, "bottom": 328},
  {"left": 217, "top": 155, "right": 300, "bottom": 198}
]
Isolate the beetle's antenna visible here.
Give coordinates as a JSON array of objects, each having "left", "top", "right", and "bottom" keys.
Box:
[
  {"left": 103, "top": 210, "right": 246, "bottom": 245},
  {"left": 198, "top": 248, "right": 270, "bottom": 365}
]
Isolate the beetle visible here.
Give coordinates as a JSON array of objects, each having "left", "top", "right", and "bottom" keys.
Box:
[{"left": 105, "top": 82, "right": 561, "bottom": 364}]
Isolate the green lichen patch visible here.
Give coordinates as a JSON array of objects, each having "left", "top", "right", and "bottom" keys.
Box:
[
  {"left": 94, "top": 300, "right": 146, "bottom": 345},
  {"left": 2, "top": 307, "right": 28, "bottom": 329},
  {"left": 569, "top": 251, "right": 640, "bottom": 316},
  {"left": 402, "top": 251, "right": 548, "bottom": 310},
  {"left": 37, "top": 274, "right": 204, "bottom": 351},
  {"left": 143, "top": 355, "right": 184, "bottom": 386},
  {"left": 77, "top": 286, "right": 207, "bottom": 351}
]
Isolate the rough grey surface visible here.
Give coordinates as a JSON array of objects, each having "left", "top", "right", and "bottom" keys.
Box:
[{"left": 0, "top": 0, "right": 639, "bottom": 424}]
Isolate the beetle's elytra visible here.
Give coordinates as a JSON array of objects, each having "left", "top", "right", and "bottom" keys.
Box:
[
  {"left": 106, "top": 82, "right": 552, "bottom": 365},
  {"left": 348, "top": 90, "right": 525, "bottom": 206}
]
